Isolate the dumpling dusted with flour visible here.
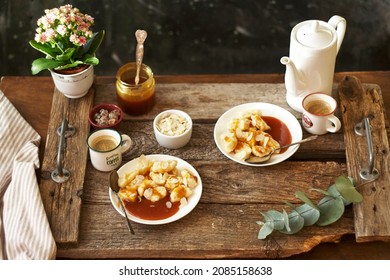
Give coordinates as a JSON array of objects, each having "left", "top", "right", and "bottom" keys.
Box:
[
  {"left": 143, "top": 186, "right": 167, "bottom": 202},
  {"left": 117, "top": 155, "right": 199, "bottom": 206},
  {"left": 222, "top": 110, "right": 281, "bottom": 161},
  {"left": 170, "top": 185, "right": 192, "bottom": 203},
  {"left": 151, "top": 159, "right": 177, "bottom": 173},
  {"left": 222, "top": 132, "right": 238, "bottom": 153},
  {"left": 233, "top": 142, "right": 252, "bottom": 160},
  {"left": 181, "top": 169, "right": 198, "bottom": 189}
]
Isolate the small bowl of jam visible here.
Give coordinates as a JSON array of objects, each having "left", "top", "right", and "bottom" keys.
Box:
[
  {"left": 89, "top": 103, "right": 123, "bottom": 130},
  {"left": 153, "top": 109, "right": 193, "bottom": 149}
]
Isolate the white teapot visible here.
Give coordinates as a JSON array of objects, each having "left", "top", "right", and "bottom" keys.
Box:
[{"left": 280, "top": 15, "right": 346, "bottom": 112}]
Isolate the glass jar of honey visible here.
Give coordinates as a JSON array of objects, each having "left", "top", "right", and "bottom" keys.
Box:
[{"left": 115, "top": 62, "right": 155, "bottom": 115}]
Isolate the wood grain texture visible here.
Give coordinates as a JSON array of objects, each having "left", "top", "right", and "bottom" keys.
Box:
[
  {"left": 338, "top": 76, "right": 390, "bottom": 242},
  {"left": 38, "top": 86, "right": 95, "bottom": 244},
  {"left": 2, "top": 72, "right": 390, "bottom": 259},
  {"left": 56, "top": 160, "right": 352, "bottom": 259},
  {"left": 59, "top": 80, "right": 352, "bottom": 258}
]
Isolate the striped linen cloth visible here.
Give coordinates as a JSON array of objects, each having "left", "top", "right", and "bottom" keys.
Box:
[{"left": 0, "top": 90, "right": 56, "bottom": 259}]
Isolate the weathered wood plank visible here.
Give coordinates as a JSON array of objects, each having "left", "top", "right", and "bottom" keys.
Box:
[
  {"left": 57, "top": 203, "right": 354, "bottom": 259},
  {"left": 57, "top": 159, "right": 350, "bottom": 259},
  {"left": 3, "top": 74, "right": 390, "bottom": 259},
  {"left": 58, "top": 164, "right": 353, "bottom": 260},
  {"left": 39, "top": 86, "right": 95, "bottom": 244},
  {"left": 46, "top": 79, "right": 387, "bottom": 256},
  {"left": 119, "top": 121, "right": 345, "bottom": 161},
  {"left": 96, "top": 83, "right": 301, "bottom": 121},
  {"left": 338, "top": 76, "right": 390, "bottom": 242}
]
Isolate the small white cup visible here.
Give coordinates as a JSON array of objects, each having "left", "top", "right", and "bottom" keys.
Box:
[
  {"left": 87, "top": 129, "right": 132, "bottom": 172},
  {"left": 302, "top": 92, "right": 341, "bottom": 135},
  {"left": 153, "top": 109, "right": 193, "bottom": 149}
]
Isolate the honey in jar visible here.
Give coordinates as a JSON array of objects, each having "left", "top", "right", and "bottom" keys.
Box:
[{"left": 115, "top": 62, "right": 155, "bottom": 115}]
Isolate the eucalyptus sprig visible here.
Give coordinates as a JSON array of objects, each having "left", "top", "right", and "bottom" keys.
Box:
[{"left": 257, "top": 175, "right": 363, "bottom": 239}]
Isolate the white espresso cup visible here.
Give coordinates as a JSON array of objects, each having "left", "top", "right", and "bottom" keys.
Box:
[
  {"left": 302, "top": 92, "right": 341, "bottom": 135},
  {"left": 87, "top": 129, "right": 132, "bottom": 172}
]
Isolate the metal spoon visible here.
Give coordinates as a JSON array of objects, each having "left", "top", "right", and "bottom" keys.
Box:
[
  {"left": 246, "top": 135, "right": 318, "bottom": 163},
  {"left": 134, "top": 29, "right": 147, "bottom": 85},
  {"left": 109, "top": 170, "right": 135, "bottom": 234}
]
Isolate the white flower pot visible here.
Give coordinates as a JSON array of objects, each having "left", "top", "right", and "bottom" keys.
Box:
[{"left": 49, "top": 65, "right": 94, "bottom": 99}]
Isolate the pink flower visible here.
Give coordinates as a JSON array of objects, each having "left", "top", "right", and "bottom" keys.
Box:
[
  {"left": 33, "top": 4, "right": 97, "bottom": 47},
  {"left": 78, "top": 36, "right": 87, "bottom": 45},
  {"left": 69, "top": 34, "right": 77, "bottom": 44},
  {"left": 46, "top": 12, "right": 57, "bottom": 24},
  {"left": 85, "top": 15, "right": 94, "bottom": 24},
  {"left": 56, "top": 25, "right": 67, "bottom": 36},
  {"left": 44, "top": 29, "right": 56, "bottom": 41}
]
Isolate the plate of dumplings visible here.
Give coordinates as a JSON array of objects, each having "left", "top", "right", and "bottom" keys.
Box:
[
  {"left": 109, "top": 154, "right": 202, "bottom": 225},
  {"left": 214, "top": 103, "right": 302, "bottom": 166}
]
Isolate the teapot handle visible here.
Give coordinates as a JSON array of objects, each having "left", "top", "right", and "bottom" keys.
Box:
[{"left": 328, "top": 15, "right": 346, "bottom": 54}]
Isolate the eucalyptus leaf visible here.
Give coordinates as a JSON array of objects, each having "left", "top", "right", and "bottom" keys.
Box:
[
  {"left": 279, "top": 211, "right": 305, "bottom": 234},
  {"left": 335, "top": 175, "right": 363, "bottom": 203},
  {"left": 257, "top": 221, "right": 274, "bottom": 239},
  {"left": 256, "top": 175, "right": 362, "bottom": 239},
  {"left": 266, "top": 210, "right": 285, "bottom": 230},
  {"left": 282, "top": 209, "right": 290, "bottom": 232},
  {"left": 328, "top": 184, "right": 351, "bottom": 206},
  {"left": 316, "top": 196, "right": 345, "bottom": 226},
  {"left": 295, "top": 191, "right": 318, "bottom": 210},
  {"left": 284, "top": 201, "right": 296, "bottom": 210},
  {"left": 257, "top": 212, "right": 275, "bottom": 239},
  {"left": 311, "top": 188, "right": 332, "bottom": 197},
  {"left": 296, "top": 204, "right": 320, "bottom": 226}
]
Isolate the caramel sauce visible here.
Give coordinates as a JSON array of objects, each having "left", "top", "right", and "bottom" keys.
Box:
[
  {"left": 262, "top": 116, "right": 292, "bottom": 153},
  {"left": 116, "top": 76, "right": 155, "bottom": 116},
  {"left": 123, "top": 196, "right": 180, "bottom": 220}
]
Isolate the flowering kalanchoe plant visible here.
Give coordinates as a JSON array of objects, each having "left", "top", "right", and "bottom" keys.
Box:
[{"left": 29, "top": 4, "right": 105, "bottom": 75}]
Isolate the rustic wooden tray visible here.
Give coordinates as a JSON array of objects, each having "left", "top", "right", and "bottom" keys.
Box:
[{"left": 39, "top": 76, "right": 390, "bottom": 258}]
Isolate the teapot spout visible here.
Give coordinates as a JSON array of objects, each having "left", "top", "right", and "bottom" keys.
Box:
[{"left": 280, "top": 56, "right": 307, "bottom": 97}]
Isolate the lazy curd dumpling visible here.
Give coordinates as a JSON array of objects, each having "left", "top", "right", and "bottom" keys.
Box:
[
  {"left": 117, "top": 155, "right": 199, "bottom": 207},
  {"left": 222, "top": 110, "right": 280, "bottom": 161}
]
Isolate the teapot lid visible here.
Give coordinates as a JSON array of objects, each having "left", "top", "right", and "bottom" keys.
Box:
[{"left": 296, "top": 21, "right": 333, "bottom": 48}]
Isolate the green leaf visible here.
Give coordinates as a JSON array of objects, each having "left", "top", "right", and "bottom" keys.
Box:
[
  {"left": 257, "top": 212, "right": 274, "bottom": 239},
  {"left": 311, "top": 188, "right": 332, "bottom": 197},
  {"left": 266, "top": 210, "right": 285, "bottom": 230},
  {"left": 296, "top": 204, "right": 320, "bottom": 226},
  {"left": 316, "top": 196, "right": 345, "bottom": 226},
  {"left": 80, "top": 30, "right": 105, "bottom": 56},
  {"left": 56, "top": 48, "right": 75, "bottom": 61},
  {"left": 295, "top": 191, "right": 318, "bottom": 210},
  {"left": 54, "top": 60, "right": 85, "bottom": 70},
  {"left": 257, "top": 221, "right": 274, "bottom": 239},
  {"left": 328, "top": 184, "right": 351, "bottom": 206},
  {"left": 83, "top": 56, "right": 99, "bottom": 65},
  {"left": 282, "top": 209, "right": 290, "bottom": 232},
  {"left": 335, "top": 175, "right": 363, "bottom": 203},
  {"left": 31, "top": 58, "right": 66, "bottom": 75},
  {"left": 29, "top": 40, "right": 60, "bottom": 58},
  {"left": 279, "top": 211, "right": 305, "bottom": 234}
]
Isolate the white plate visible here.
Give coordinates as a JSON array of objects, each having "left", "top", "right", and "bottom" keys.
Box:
[
  {"left": 109, "top": 154, "right": 202, "bottom": 225},
  {"left": 214, "top": 103, "right": 302, "bottom": 166}
]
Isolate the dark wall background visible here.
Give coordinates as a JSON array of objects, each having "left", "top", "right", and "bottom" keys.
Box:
[{"left": 1, "top": 0, "right": 390, "bottom": 77}]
